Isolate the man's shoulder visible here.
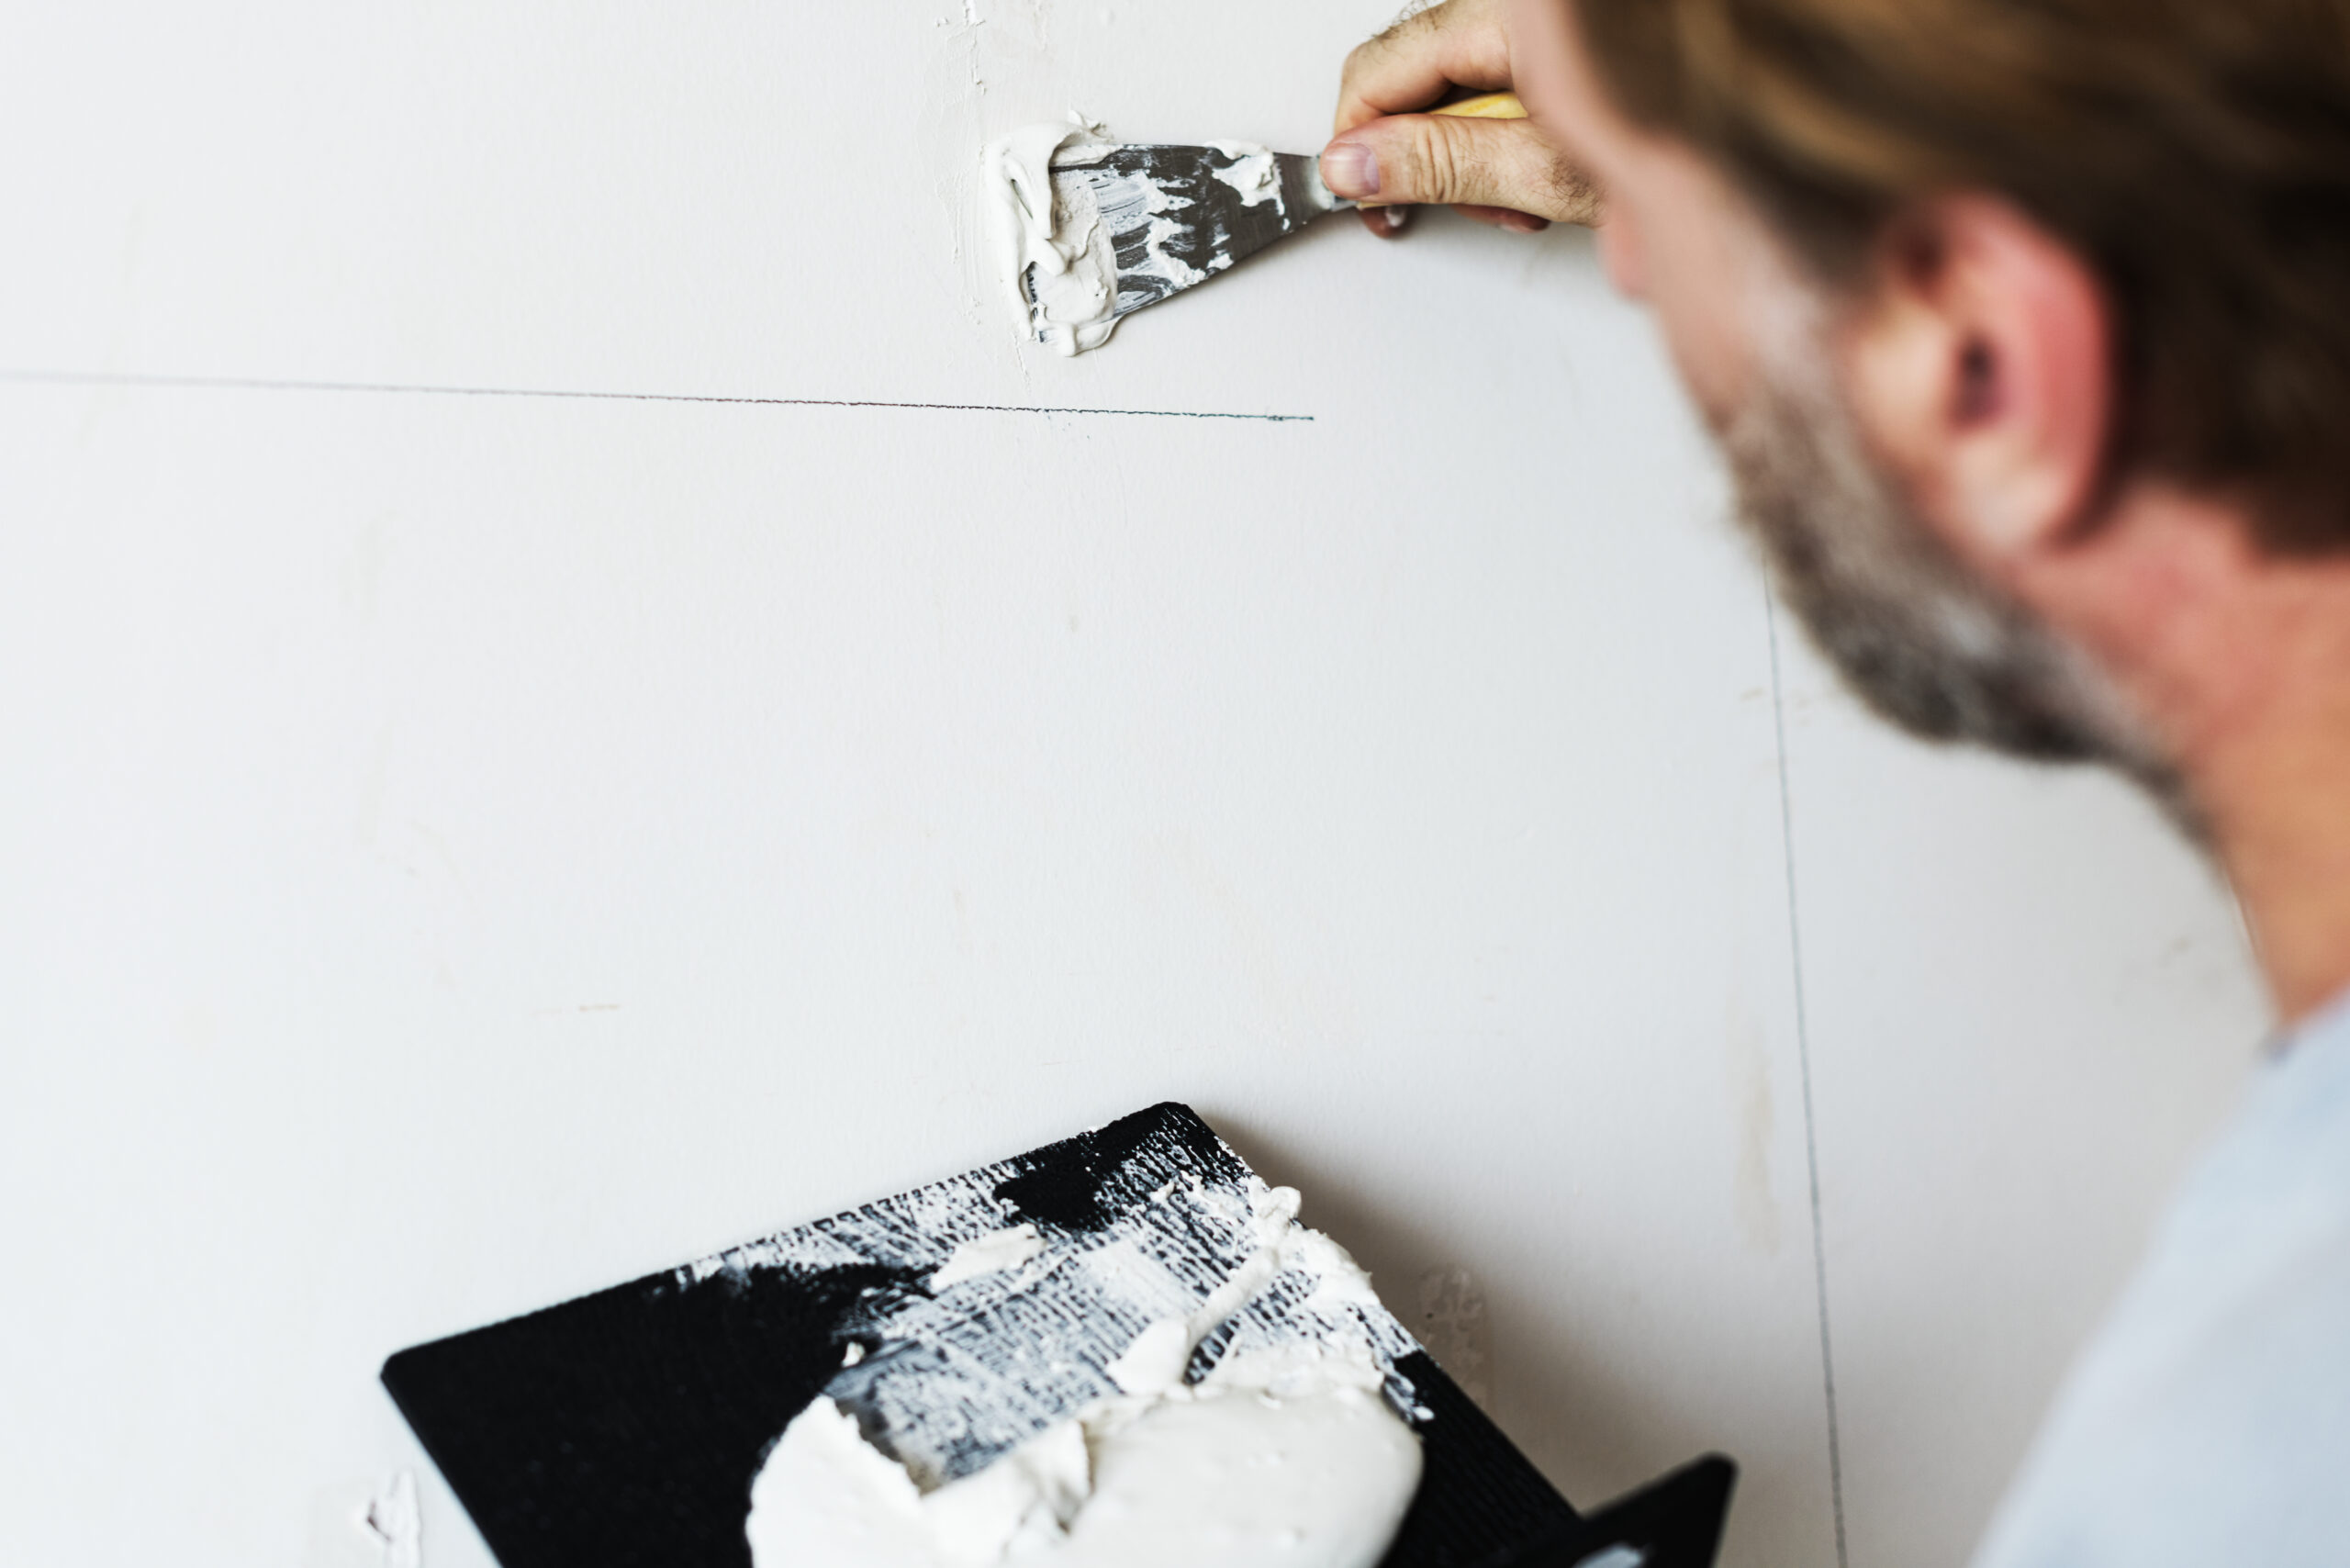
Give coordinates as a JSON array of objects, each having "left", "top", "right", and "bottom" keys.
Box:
[{"left": 1972, "top": 1001, "right": 2350, "bottom": 1568}]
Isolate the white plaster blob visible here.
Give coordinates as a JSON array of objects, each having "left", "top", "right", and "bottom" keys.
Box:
[
  {"left": 981, "top": 117, "right": 1119, "bottom": 356},
  {"left": 744, "top": 1346, "right": 1421, "bottom": 1568},
  {"left": 744, "top": 1182, "right": 1422, "bottom": 1568},
  {"left": 932, "top": 1223, "right": 1049, "bottom": 1289},
  {"left": 1068, "top": 1348, "right": 1421, "bottom": 1567},
  {"left": 364, "top": 1473, "right": 421, "bottom": 1568}
]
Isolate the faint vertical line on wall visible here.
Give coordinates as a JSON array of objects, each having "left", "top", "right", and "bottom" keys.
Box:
[{"left": 1764, "top": 573, "right": 1852, "bottom": 1568}]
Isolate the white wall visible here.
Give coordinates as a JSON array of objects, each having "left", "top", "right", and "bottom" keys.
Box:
[{"left": 0, "top": 5, "right": 2269, "bottom": 1566}]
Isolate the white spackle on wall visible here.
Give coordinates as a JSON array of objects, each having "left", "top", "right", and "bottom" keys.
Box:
[
  {"left": 0, "top": 3, "right": 2268, "bottom": 1567},
  {"left": 983, "top": 119, "right": 1122, "bottom": 355},
  {"left": 305, "top": 1473, "right": 420, "bottom": 1568}
]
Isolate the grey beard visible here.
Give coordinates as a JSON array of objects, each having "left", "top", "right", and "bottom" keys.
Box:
[{"left": 1719, "top": 347, "right": 2194, "bottom": 822}]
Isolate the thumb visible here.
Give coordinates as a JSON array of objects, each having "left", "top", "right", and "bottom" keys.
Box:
[{"left": 1320, "top": 112, "right": 1601, "bottom": 227}]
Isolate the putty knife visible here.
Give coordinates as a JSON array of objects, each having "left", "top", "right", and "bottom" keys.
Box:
[{"left": 1037, "top": 92, "right": 1526, "bottom": 333}]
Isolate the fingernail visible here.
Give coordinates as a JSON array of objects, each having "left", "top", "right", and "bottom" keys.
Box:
[
  {"left": 1321, "top": 140, "right": 1380, "bottom": 199},
  {"left": 1377, "top": 204, "right": 1412, "bottom": 234},
  {"left": 1501, "top": 211, "right": 1548, "bottom": 233}
]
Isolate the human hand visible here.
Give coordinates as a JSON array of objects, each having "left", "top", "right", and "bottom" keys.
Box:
[{"left": 1323, "top": 0, "right": 1602, "bottom": 238}]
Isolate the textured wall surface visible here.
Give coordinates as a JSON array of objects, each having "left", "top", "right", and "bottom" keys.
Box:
[{"left": 0, "top": 5, "right": 2269, "bottom": 1565}]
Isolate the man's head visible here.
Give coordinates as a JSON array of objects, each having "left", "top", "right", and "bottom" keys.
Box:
[{"left": 1510, "top": 0, "right": 2350, "bottom": 812}]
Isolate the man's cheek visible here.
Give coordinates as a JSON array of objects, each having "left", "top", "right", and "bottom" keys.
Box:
[{"left": 1652, "top": 286, "right": 1755, "bottom": 434}]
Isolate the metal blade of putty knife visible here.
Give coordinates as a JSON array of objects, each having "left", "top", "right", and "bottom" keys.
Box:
[{"left": 1049, "top": 143, "right": 1345, "bottom": 322}]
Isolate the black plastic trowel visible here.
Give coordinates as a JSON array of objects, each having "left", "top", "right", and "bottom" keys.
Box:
[{"left": 382, "top": 1102, "right": 1733, "bottom": 1568}]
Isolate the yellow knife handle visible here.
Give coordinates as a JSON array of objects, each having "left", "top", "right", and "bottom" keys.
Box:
[{"left": 1431, "top": 91, "right": 1527, "bottom": 119}]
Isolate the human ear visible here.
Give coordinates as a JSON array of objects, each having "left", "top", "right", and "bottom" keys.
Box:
[{"left": 1841, "top": 196, "right": 2112, "bottom": 568}]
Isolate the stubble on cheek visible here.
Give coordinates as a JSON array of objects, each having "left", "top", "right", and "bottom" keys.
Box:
[{"left": 1714, "top": 265, "right": 2191, "bottom": 821}]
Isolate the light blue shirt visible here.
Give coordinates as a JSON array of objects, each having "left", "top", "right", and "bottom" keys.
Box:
[{"left": 1973, "top": 989, "right": 2350, "bottom": 1567}]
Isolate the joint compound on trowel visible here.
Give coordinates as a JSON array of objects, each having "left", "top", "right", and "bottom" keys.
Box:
[
  {"left": 380, "top": 1103, "right": 1603, "bottom": 1567},
  {"left": 744, "top": 1173, "right": 1423, "bottom": 1568},
  {"left": 982, "top": 113, "right": 1348, "bottom": 355}
]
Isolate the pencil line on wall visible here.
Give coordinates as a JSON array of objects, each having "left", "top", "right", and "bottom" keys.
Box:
[
  {"left": 1764, "top": 572, "right": 1852, "bottom": 1568},
  {"left": 0, "top": 368, "right": 1315, "bottom": 423}
]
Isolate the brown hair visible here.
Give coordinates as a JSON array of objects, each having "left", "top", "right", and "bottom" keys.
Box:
[{"left": 1573, "top": 0, "right": 2350, "bottom": 550}]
